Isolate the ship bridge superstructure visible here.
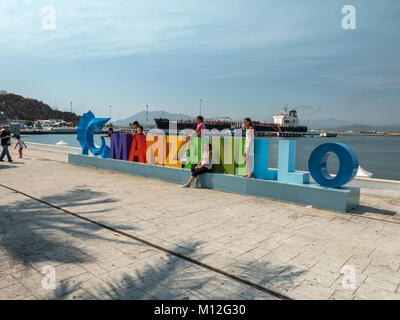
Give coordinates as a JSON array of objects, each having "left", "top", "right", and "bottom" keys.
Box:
[{"left": 273, "top": 106, "right": 300, "bottom": 127}]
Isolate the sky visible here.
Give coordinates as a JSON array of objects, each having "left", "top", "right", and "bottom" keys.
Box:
[{"left": 0, "top": 0, "right": 399, "bottom": 125}]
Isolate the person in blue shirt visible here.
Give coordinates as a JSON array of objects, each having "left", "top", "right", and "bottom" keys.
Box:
[{"left": 0, "top": 125, "right": 13, "bottom": 162}]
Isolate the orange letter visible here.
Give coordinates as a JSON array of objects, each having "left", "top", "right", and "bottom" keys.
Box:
[{"left": 146, "top": 135, "right": 167, "bottom": 165}]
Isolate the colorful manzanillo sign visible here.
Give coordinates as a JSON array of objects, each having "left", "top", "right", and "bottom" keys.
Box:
[{"left": 77, "top": 111, "right": 359, "bottom": 188}]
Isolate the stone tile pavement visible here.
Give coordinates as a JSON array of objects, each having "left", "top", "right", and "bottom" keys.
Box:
[{"left": 0, "top": 147, "right": 400, "bottom": 300}]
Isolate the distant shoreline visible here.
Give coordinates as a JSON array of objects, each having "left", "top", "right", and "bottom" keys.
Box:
[{"left": 336, "top": 132, "right": 400, "bottom": 136}]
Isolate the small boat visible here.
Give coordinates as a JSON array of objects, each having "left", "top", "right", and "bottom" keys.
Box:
[
  {"left": 56, "top": 140, "right": 69, "bottom": 146},
  {"left": 320, "top": 132, "right": 337, "bottom": 137},
  {"left": 356, "top": 166, "right": 373, "bottom": 178}
]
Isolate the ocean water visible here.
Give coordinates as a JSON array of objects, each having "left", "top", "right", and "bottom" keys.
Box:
[{"left": 21, "top": 134, "right": 400, "bottom": 181}]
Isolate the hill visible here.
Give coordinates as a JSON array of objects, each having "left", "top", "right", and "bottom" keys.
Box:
[
  {"left": 114, "top": 110, "right": 193, "bottom": 126},
  {"left": 302, "top": 118, "right": 355, "bottom": 129},
  {"left": 332, "top": 124, "right": 400, "bottom": 132},
  {"left": 302, "top": 118, "right": 400, "bottom": 132},
  {"left": 0, "top": 93, "right": 81, "bottom": 125}
]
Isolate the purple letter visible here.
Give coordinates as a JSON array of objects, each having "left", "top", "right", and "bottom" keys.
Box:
[{"left": 110, "top": 134, "right": 133, "bottom": 160}]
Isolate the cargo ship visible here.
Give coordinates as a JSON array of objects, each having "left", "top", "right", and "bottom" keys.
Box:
[
  {"left": 154, "top": 117, "right": 232, "bottom": 131},
  {"left": 154, "top": 106, "right": 307, "bottom": 133}
]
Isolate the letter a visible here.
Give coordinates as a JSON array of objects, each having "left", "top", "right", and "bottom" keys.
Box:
[
  {"left": 341, "top": 5, "right": 356, "bottom": 30},
  {"left": 42, "top": 5, "right": 56, "bottom": 30}
]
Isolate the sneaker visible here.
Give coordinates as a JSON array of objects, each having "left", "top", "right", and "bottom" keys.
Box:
[
  {"left": 0, "top": 159, "right": 4, "bottom": 162},
  {"left": 181, "top": 184, "right": 190, "bottom": 188},
  {"left": 8, "top": 160, "right": 13, "bottom": 162},
  {"left": 195, "top": 180, "right": 202, "bottom": 188}
]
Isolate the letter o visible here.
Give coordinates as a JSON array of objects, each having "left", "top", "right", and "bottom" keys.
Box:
[{"left": 308, "top": 143, "right": 358, "bottom": 188}]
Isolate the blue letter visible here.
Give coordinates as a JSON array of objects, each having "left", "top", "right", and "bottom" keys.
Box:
[
  {"left": 253, "top": 139, "right": 278, "bottom": 180},
  {"left": 278, "top": 140, "right": 310, "bottom": 184},
  {"left": 308, "top": 142, "right": 358, "bottom": 188},
  {"left": 86, "top": 118, "right": 111, "bottom": 156},
  {"left": 76, "top": 110, "right": 110, "bottom": 157}
]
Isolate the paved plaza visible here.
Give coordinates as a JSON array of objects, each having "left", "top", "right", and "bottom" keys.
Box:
[{"left": 0, "top": 147, "right": 400, "bottom": 300}]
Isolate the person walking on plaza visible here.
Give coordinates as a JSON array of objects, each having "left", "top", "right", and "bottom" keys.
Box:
[
  {"left": 14, "top": 135, "right": 27, "bottom": 159},
  {"left": 0, "top": 125, "right": 13, "bottom": 162},
  {"left": 243, "top": 118, "right": 255, "bottom": 178},
  {"left": 182, "top": 143, "right": 213, "bottom": 188}
]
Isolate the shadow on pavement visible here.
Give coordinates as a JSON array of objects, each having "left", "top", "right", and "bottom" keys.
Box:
[
  {"left": 0, "top": 187, "right": 140, "bottom": 269},
  {"left": 1, "top": 187, "right": 306, "bottom": 300},
  {"left": 52, "top": 242, "right": 304, "bottom": 300},
  {"left": 0, "top": 164, "right": 18, "bottom": 169},
  {"left": 350, "top": 205, "right": 397, "bottom": 216}
]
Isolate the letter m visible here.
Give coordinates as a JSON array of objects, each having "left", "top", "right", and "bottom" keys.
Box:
[{"left": 110, "top": 133, "right": 132, "bottom": 160}]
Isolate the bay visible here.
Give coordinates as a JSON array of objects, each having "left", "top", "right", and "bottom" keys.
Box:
[{"left": 21, "top": 134, "right": 400, "bottom": 181}]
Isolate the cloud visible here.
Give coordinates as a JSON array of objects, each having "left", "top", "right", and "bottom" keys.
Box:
[
  {"left": 0, "top": 0, "right": 333, "bottom": 59},
  {"left": 294, "top": 105, "right": 322, "bottom": 118},
  {"left": 1, "top": 0, "right": 399, "bottom": 96},
  {"left": 0, "top": 1, "right": 204, "bottom": 58}
]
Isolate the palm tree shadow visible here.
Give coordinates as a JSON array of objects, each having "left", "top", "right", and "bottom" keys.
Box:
[
  {"left": 53, "top": 242, "right": 306, "bottom": 300},
  {"left": 0, "top": 185, "right": 307, "bottom": 300},
  {"left": 0, "top": 188, "right": 140, "bottom": 269},
  {"left": 53, "top": 241, "right": 211, "bottom": 300},
  {"left": 40, "top": 188, "right": 119, "bottom": 209},
  {"left": 97, "top": 241, "right": 207, "bottom": 300}
]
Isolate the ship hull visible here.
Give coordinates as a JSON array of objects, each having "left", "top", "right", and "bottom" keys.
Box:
[
  {"left": 254, "top": 125, "right": 308, "bottom": 133},
  {"left": 155, "top": 118, "right": 307, "bottom": 133},
  {"left": 155, "top": 119, "right": 231, "bottom": 131}
]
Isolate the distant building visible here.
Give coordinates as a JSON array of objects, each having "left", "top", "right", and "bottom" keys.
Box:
[
  {"left": 32, "top": 119, "right": 75, "bottom": 129},
  {"left": 0, "top": 112, "right": 7, "bottom": 125},
  {"left": 34, "top": 119, "right": 63, "bottom": 128},
  {"left": 0, "top": 90, "right": 7, "bottom": 95},
  {"left": 0, "top": 111, "right": 21, "bottom": 135},
  {"left": 10, "top": 120, "right": 25, "bottom": 125}
]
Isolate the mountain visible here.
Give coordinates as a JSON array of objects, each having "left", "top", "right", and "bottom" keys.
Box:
[
  {"left": 114, "top": 110, "right": 193, "bottom": 126},
  {"left": 0, "top": 93, "right": 81, "bottom": 124},
  {"left": 301, "top": 118, "right": 355, "bottom": 129},
  {"left": 332, "top": 124, "right": 400, "bottom": 132},
  {"left": 302, "top": 118, "right": 400, "bottom": 131}
]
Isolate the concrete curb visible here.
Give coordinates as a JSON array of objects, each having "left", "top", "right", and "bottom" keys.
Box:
[{"left": 68, "top": 153, "right": 360, "bottom": 213}]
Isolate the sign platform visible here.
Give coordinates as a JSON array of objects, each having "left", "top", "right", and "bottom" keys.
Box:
[{"left": 68, "top": 153, "right": 360, "bottom": 213}]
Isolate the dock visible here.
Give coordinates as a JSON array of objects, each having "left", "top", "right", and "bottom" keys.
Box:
[{"left": 0, "top": 144, "right": 400, "bottom": 300}]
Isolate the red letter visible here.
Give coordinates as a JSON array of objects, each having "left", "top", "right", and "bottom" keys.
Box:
[{"left": 129, "top": 135, "right": 147, "bottom": 163}]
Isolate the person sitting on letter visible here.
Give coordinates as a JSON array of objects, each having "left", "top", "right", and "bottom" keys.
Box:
[{"left": 182, "top": 144, "right": 213, "bottom": 188}]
